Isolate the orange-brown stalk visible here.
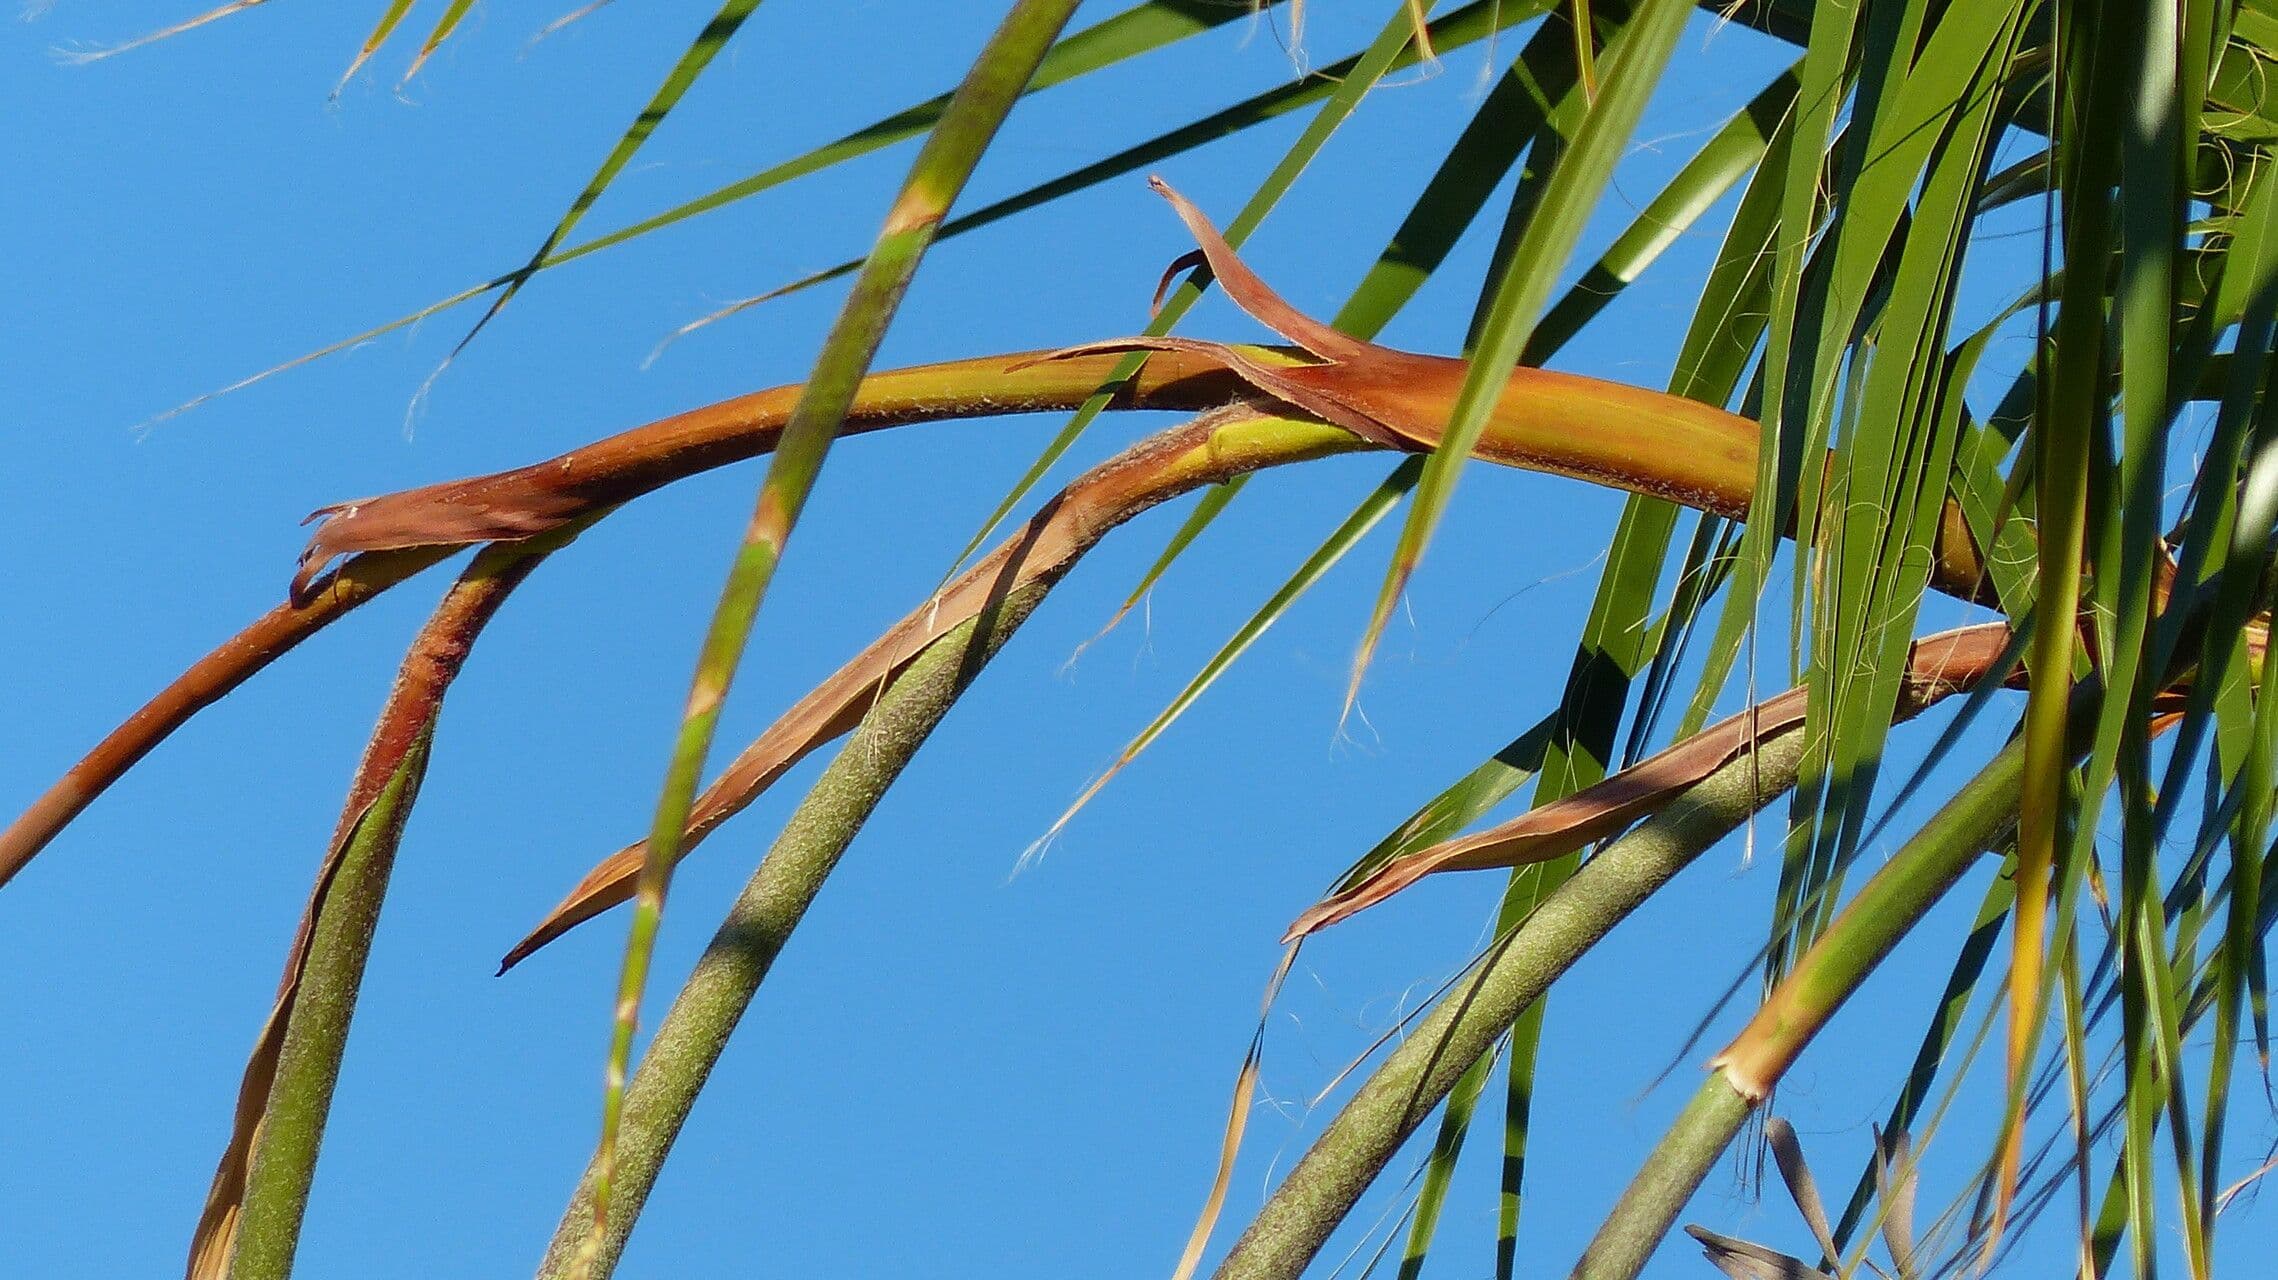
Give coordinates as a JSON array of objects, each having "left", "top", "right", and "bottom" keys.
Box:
[
  {"left": 2, "top": 193, "right": 1997, "bottom": 910},
  {"left": 1285, "top": 623, "right": 2026, "bottom": 938},
  {"left": 0, "top": 352, "right": 1248, "bottom": 893},
  {"left": 188, "top": 544, "right": 548, "bottom": 1280}
]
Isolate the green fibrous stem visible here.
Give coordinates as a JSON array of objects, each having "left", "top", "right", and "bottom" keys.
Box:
[
  {"left": 540, "top": 588, "right": 1045, "bottom": 1279},
  {"left": 227, "top": 748, "right": 429, "bottom": 1280},
  {"left": 583, "top": 0, "right": 1083, "bottom": 1262},
  {"left": 1569, "top": 736, "right": 2031, "bottom": 1280},
  {"left": 1211, "top": 725, "right": 1810, "bottom": 1280},
  {"left": 227, "top": 546, "right": 548, "bottom": 1279}
]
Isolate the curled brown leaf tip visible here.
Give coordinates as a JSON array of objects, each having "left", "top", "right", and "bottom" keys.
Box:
[
  {"left": 497, "top": 846, "right": 642, "bottom": 974},
  {"left": 291, "top": 502, "right": 364, "bottom": 604},
  {"left": 1286, "top": 624, "right": 2021, "bottom": 940},
  {"left": 1142, "top": 175, "right": 1381, "bottom": 367},
  {"left": 291, "top": 480, "right": 586, "bottom": 604},
  {"left": 1151, "top": 249, "right": 1207, "bottom": 315},
  {"left": 1011, "top": 179, "right": 1463, "bottom": 455}
]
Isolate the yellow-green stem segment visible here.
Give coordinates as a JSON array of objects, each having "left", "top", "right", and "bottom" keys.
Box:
[
  {"left": 221, "top": 545, "right": 552, "bottom": 1280},
  {"left": 582, "top": 2, "right": 1083, "bottom": 1268},
  {"left": 536, "top": 588, "right": 1044, "bottom": 1279},
  {"left": 1211, "top": 725, "right": 1809, "bottom": 1280},
  {"left": 1570, "top": 735, "right": 2034, "bottom": 1280}
]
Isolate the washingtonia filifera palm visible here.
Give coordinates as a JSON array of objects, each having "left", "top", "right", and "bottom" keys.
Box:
[{"left": 14, "top": 2, "right": 2278, "bottom": 1279}]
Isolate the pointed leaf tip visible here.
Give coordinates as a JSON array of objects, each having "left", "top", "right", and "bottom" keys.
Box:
[{"left": 1144, "top": 175, "right": 1380, "bottom": 365}]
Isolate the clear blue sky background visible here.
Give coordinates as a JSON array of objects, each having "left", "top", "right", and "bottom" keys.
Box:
[{"left": 6, "top": 2, "right": 2271, "bottom": 1277}]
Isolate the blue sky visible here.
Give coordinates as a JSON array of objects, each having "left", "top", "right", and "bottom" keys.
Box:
[{"left": 6, "top": 2, "right": 2271, "bottom": 1277}]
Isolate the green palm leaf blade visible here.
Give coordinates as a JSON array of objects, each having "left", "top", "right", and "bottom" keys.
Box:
[
  {"left": 932, "top": 0, "right": 1526, "bottom": 584},
  {"left": 1535, "top": 48, "right": 1802, "bottom": 749},
  {"left": 2134, "top": 179, "right": 2278, "bottom": 1225},
  {"left": 2015, "top": 785, "right": 2278, "bottom": 1273},
  {"left": 576, "top": 3, "right": 1084, "bottom": 1270},
  {"left": 2005, "top": 2, "right": 2198, "bottom": 1249},
  {"left": 439, "top": 0, "right": 1302, "bottom": 379},
  {"left": 1333, "top": 6, "right": 1603, "bottom": 341},
  {"left": 1364, "top": 51, "right": 1806, "bottom": 1280},
  {"left": 450, "top": 0, "right": 1312, "bottom": 366},
  {"left": 1785, "top": 6, "right": 2027, "bottom": 965},
  {"left": 2148, "top": 156, "right": 2278, "bottom": 835},
  {"left": 1962, "top": 868, "right": 2266, "bottom": 1276},
  {"left": 1032, "top": 457, "right": 1423, "bottom": 851},
  {"left": 1099, "top": 480, "right": 1245, "bottom": 632},
  {"left": 433, "top": 0, "right": 773, "bottom": 364},
  {"left": 1523, "top": 64, "right": 1799, "bottom": 361},
  {"left": 1479, "top": 20, "right": 1789, "bottom": 941},
  {"left": 1624, "top": 515, "right": 1742, "bottom": 752},
  {"left": 1043, "top": 6, "right": 1692, "bottom": 843},
  {"left": 2160, "top": 127, "right": 2278, "bottom": 1266},
  {"left": 2098, "top": 21, "right": 2205, "bottom": 1271},
  {"left": 1828, "top": 868, "right": 2017, "bottom": 1250},
  {"left": 1346, "top": 0, "right": 1689, "bottom": 714},
  {"left": 1675, "top": 0, "right": 1865, "bottom": 762},
  {"left": 1129, "top": 18, "right": 1790, "bottom": 905},
  {"left": 672, "top": 0, "right": 1591, "bottom": 359},
  {"left": 1326, "top": 709, "right": 1565, "bottom": 899},
  {"left": 2055, "top": 918, "right": 2100, "bottom": 1272},
  {"left": 2193, "top": 401, "right": 2278, "bottom": 1240},
  {"left": 2003, "top": 3, "right": 2125, "bottom": 1234},
  {"left": 1393, "top": 1014, "right": 1500, "bottom": 1280},
  {"left": 1309, "top": 40, "right": 1803, "bottom": 1272},
  {"left": 1486, "top": 866, "right": 1560, "bottom": 1278},
  {"left": 1743, "top": 0, "right": 2032, "bottom": 1010},
  {"left": 1664, "top": 141, "right": 1812, "bottom": 745},
  {"left": 1064, "top": 5, "right": 1597, "bottom": 668},
  {"left": 144, "top": 0, "right": 1261, "bottom": 426},
  {"left": 54, "top": 0, "right": 272, "bottom": 65},
  {"left": 335, "top": 0, "right": 418, "bottom": 95},
  {"left": 399, "top": 0, "right": 478, "bottom": 85}
]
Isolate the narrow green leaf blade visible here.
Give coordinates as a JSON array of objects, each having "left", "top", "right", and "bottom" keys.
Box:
[
  {"left": 577, "top": 3, "right": 1086, "bottom": 1266},
  {"left": 1349, "top": 0, "right": 1690, "bottom": 709}
]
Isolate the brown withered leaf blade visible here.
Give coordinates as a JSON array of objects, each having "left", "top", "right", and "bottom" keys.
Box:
[
  {"left": 287, "top": 347, "right": 1254, "bottom": 606},
  {"left": 1169, "top": 942, "right": 1299, "bottom": 1280},
  {"left": 1283, "top": 688, "right": 1810, "bottom": 940},
  {"left": 54, "top": 0, "right": 270, "bottom": 65},
  {"left": 1285, "top": 624, "right": 2016, "bottom": 940},
  {"left": 1028, "top": 178, "right": 1795, "bottom": 556},
  {"left": 1024, "top": 176, "right": 1455, "bottom": 454},
  {"left": 293, "top": 491, "right": 580, "bottom": 604},
  {"left": 1765, "top": 1117, "right": 1839, "bottom": 1265},
  {"left": 187, "top": 551, "right": 540, "bottom": 1277},
  {"left": 187, "top": 790, "right": 398, "bottom": 1280},
  {"left": 1682, "top": 1226, "right": 1831, "bottom": 1280},
  {"left": 1873, "top": 1126, "right": 1919, "bottom": 1278},
  {"left": 497, "top": 404, "right": 1317, "bottom": 971},
  {"left": 1146, "top": 176, "right": 1385, "bottom": 368}
]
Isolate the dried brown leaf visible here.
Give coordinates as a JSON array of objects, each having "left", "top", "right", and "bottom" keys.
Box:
[
  {"left": 187, "top": 548, "right": 543, "bottom": 1278},
  {"left": 1682, "top": 1225, "right": 1831, "bottom": 1280},
  {"left": 1284, "top": 625, "right": 2018, "bottom": 939},
  {"left": 0, "top": 351, "right": 1247, "bottom": 896},
  {"left": 497, "top": 405, "right": 1351, "bottom": 970},
  {"left": 289, "top": 349, "right": 1250, "bottom": 604},
  {"left": 1765, "top": 1117, "right": 1838, "bottom": 1265}
]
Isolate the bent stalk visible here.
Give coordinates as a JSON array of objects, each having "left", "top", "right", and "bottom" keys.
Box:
[
  {"left": 1210, "top": 725, "right": 1811, "bottom": 1280},
  {"left": 1568, "top": 735, "right": 2033, "bottom": 1280},
  {"left": 8, "top": 331, "right": 2023, "bottom": 901},
  {"left": 199, "top": 542, "right": 557, "bottom": 1280},
  {"left": 534, "top": 586, "right": 1046, "bottom": 1279}
]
